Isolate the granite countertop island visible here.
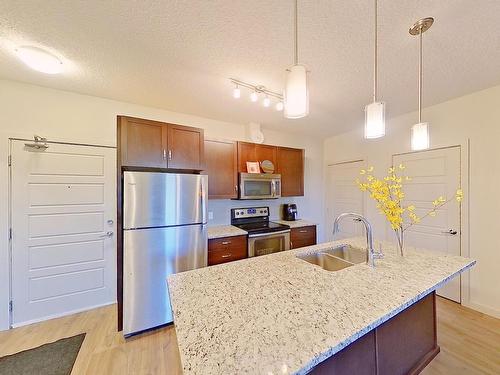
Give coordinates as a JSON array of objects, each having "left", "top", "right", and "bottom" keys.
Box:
[{"left": 167, "top": 238, "right": 475, "bottom": 375}]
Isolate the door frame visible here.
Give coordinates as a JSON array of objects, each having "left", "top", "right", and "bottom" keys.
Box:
[
  {"left": 325, "top": 159, "right": 366, "bottom": 241},
  {"left": 5, "top": 137, "right": 116, "bottom": 329},
  {"left": 392, "top": 143, "right": 470, "bottom": 305}
]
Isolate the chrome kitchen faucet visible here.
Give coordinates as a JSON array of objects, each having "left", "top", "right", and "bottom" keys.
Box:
[{"left": 333, "top": 213, "right": 384, "bottom": 267}]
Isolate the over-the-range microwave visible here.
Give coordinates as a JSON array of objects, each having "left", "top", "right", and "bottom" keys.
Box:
[{"left": 237, "top": 173, "right": 281, "bottom": 200}]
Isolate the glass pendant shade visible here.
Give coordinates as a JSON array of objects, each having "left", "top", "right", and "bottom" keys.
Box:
[
  {"left": 411, "top": 122, "right": 430, "bottom": 150},
  {"left": 284, "top": 64, "right": 309, "bottom": 119},
  {"left": 364, "top": 101, "right": 386, "bottom": 139}
]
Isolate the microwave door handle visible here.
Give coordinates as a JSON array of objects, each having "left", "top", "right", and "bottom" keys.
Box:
[{"left": 271, "top": 180, "right": 276, "bottom": 197}]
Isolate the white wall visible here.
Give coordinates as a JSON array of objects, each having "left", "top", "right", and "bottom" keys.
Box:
[
  {"left": 0, "top": 79, "right": 324, "bottom": 330},
  {"left": 324, "top": 84, "right": 500, "bottom": 318}
]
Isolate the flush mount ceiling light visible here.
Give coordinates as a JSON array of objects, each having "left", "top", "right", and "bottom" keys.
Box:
[
  {"left": 15, "top": 46, "right": 63, "bottom": 74},
  {"left": 229, "top": 78, "right": 284, "bottom": 111},
  {"left": 284, "top": 0, "right": 309, "bottom": 119},
  {"left": 364, "top": 0, "right": 385, "bottom": 139},
  {"left": 409, "top": 17, "right": 434, "bottom": 151}
]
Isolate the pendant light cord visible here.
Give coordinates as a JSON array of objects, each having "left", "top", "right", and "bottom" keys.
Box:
[
  {"left": 418, "top": 27, "right": 423, "bottom": 123},
  {"left": 294, "top": 0, "right": 298, "bottom": 65},
  {"left": 373, "top": 0, "right": 378, "bottom": 103}
]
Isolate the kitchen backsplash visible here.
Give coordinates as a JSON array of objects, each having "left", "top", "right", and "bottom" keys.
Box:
[{"left": 207, "top": 198, "right": 300, "bottom": 225}]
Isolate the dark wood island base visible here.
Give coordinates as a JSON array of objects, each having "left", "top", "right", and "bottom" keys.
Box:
[{"left": 311, "top": 292, "right": 439, "bottom": 375}]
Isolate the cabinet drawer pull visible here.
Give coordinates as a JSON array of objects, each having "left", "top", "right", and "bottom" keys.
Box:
[
  {"left": 221, "top": 254, "right": 232, "bottom": 258},
  {"left": 221, "top": 241, "right": 231, "bottom": 245},
  {"left": 299, "top": 230, "right": 308, "bottom": 233}
]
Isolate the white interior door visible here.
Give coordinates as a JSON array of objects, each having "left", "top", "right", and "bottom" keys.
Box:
[
  {"left": 10, "top": 140, "right": 116, "bottom": 326},
  {"left": 326, "top": 161, "right": 365, "bottom": 241},
  {"left": 393, "top": 147, "right": 461, "bottom": 302}
]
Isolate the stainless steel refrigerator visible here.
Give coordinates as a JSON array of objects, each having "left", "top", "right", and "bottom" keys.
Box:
[{"left": 122, "top": 171, "right": 208, "bottom": 336}]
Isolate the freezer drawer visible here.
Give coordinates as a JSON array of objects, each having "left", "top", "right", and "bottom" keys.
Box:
[
  {"left": 123, "top": 225, "right": 207, "bottom": 335},
  {"left": 123, "top": 172, "right": 207, "bottom": 229}
]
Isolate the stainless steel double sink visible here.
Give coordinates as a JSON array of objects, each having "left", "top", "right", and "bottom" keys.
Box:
[{"left": 297, "top": 245, "right": 367, "bottom": 271}]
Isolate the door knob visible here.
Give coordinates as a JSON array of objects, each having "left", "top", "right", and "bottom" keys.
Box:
[{"left": 441, "top": 229, "right": 458, "bottom": 235}]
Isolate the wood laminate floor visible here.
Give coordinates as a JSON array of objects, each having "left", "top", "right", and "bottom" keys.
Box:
[{"left": 0, "top": 297, "right": 498, "bottom": 374}]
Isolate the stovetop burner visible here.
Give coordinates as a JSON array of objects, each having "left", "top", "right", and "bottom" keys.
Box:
[
  {"left": 234, "top": 221, "right": 290, "bottom": 235},
  {"left": 230, "top": 206, "right": 290, "bottom": 235}
]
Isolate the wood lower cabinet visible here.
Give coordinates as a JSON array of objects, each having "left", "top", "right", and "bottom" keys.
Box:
[
  {"left": 118, "top": 116, "right": 204, "bottom": 170},
  {"left": 290, "top": 225, "right": 317, "bottom": 249},
  {"left": 208, "top": 235, "right": 247, "bottom": 266},
  {"left": 310, "top": 292, "right": 439, "bottom": 375},
  {"left": 277, "top": 147, "right": 304, "bottom": 196},
  {"left": 204, "top": 139, "right": 238, "bottom": 199}
]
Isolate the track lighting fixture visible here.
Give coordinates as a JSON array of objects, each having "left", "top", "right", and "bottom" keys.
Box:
[
  {"left": 233, "top": 84, "right": 241, "bottom": 99},
  {"left": 229, "top": 78, "right": 283, "bottom": 111}
]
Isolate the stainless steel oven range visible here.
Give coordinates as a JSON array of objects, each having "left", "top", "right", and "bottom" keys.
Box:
[{"left": 231, "top": 207, "right": 290, "bottom": 257}]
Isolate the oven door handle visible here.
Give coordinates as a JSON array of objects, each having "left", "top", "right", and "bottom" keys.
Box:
[{"left": 248, "top": 229, "right": 290, "bottom": 238}]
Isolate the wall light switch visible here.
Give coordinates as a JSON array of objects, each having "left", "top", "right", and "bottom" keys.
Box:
[{"left": 208, "top": 211, "right": 214, "bottom": 220}]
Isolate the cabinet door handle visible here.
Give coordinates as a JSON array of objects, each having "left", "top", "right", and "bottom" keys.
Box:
[
  {"left": 221, "top": 254, "right": 232, "bottom": 258},
  {"left": 290, "top": 241, "right": 293, "bottom": 249},
  {"left": 234, "top": 185, "right": 238, "bottom": 192},
  {"left": 168, "top": 150, "right": 172, "bottom": 160},
  {"left": 163, "top": 149, "right": 167, "bottom": 160},
  {"left": 221, "top": 241, "right": 231, "bottom": 245}
]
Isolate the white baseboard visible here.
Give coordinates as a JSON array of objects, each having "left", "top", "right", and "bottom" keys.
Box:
[
  {"left": 10, "top": 300, "right": 117, "bottom": 329},
  {"left": 462, "top": 300, "right": 500, "bottom": 319}
]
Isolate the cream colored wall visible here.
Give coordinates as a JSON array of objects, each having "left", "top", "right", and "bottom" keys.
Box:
[
  {"left": 324, "top": 84, "right": 500, "bottom": 318},
  {"left": 0, "top": 79, "right": 324, "bottom": 330}
]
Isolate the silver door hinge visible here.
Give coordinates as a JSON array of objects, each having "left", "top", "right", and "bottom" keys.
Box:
[
  {"left": 8, "top": 228, "right": 12, "bottom": 241},
  {"left": 8, "top": 155, "right": 11, "bottom": 166},
  {"left": 9, "top": 301, "right": 12, "bottom": 312}
]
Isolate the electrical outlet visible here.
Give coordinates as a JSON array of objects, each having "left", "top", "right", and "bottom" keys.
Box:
[{"left": 208, "top": 211, "right": 214, "bottom": 220}]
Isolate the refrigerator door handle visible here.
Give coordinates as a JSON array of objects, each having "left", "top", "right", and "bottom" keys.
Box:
[{"left": 201, "top": 178, "right": 207, "bottom": 224}]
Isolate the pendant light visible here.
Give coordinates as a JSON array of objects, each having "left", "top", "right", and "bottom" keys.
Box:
[
  {"left": 364, "top": 0, "right": 385, "bottom": 139},
  {"left": 284, "top": 0, "right": 309, "bottom": 119},
  {"left": 409, "top": 17, "right": 434, "bottom": 150}
]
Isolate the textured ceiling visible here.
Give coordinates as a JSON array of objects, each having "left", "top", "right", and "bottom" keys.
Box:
[{"left": 1, "top": 1, "right": 500, "bottom": 136}]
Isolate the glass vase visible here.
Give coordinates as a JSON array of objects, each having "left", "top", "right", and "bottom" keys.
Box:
[{"left": 394, "top": 229, "right": 404, "bottom": 256}]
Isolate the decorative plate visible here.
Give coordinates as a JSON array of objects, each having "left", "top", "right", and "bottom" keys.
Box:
[{"left": 260, "top": 160, "right": 275, "bottom": 174}]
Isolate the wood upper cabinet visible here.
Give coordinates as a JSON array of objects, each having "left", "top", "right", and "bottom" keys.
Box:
[
  {"left": 168, "top": 124, "right": 204, "bottom": 170},
  {"left": 277, "top": 146, "right": 305, "bottom": 196},
  {"left": 118, "top": 116, "right": 204, "bottom": 170},
  {"left": 237, "top": 142, "right": 277, "bottom": 173},
  {"left": 119, "top": 116, "right": 168, "bottom": 168},
  {"left": 204, "top": 139, "right": 238, "bottom": 199}
]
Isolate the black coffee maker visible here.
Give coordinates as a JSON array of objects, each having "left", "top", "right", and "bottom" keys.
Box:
[{"left": 282, "top": 204, "right": 298, "bottom": 221}]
